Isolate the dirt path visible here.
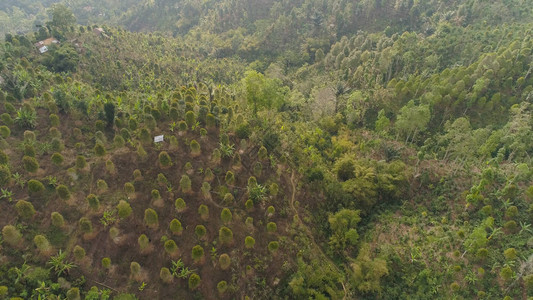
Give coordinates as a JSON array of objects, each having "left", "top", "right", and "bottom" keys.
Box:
[{"left": 287, "top": 169, "right": 348, "bottom": 298}]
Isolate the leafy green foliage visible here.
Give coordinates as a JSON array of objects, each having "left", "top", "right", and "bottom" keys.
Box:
[
  {"left": 328, "top": 209, "right": 361, "bottom": 255},
  {"left": 48, "top": 250, "right": 76, "bottom": 276}
]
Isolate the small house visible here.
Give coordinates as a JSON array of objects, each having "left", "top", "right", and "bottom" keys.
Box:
[{"left": 38, "top": 46, "right": 48, "bottom": 54}]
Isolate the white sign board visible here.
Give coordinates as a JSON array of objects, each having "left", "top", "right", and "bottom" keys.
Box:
[{"left": 154, "top": 135, "right": 164, "bottom": 143}]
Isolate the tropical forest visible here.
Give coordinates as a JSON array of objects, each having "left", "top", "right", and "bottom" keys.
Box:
[{"left": 0, "top": 0, "right": 532, "bottom": 299}]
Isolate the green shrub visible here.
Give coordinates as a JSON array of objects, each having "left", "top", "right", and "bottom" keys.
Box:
[
  {"left": 198, "top": 204, "right": 209, "bottom": 220},
  {"left": 220, "top": 208, "right": 232, "bottom": 224},
  {"left": 450, "top": 282, "right": 460, "bottom": 292},
  {"left": 188, "top": 273, "right": 201, "bottom": 290},
  {"left": 268, "top": 241, "right": 279, "bottom": 253},
  {"left": 184, "top": 161, "right": 193, "bottom": 173},
  {"left": 117, "top": 200, "right": 132, "bottom": 218},
  {"left": 267, "top": 222, "right": 277, "bottom": 233},
  {"left": 3, "top": 225, "right": 24, "bottom": 250},
  {"left": 16, "top": 200, "right": 35, "bottom": 219},
  {"left": 105, "top": 159, "right": 115, "bottom": 174},
  {"left": 24, "top": 144, "right": 35, "bottom": 157},
  {"left": 23, "top": 130, "right": 36, "bottom": 142},
  {"left": 139, "top": 128, "right": 151, "bottom": 144},
  {"left": 95, "top": 120, "right": 105, "bottom": 132},
  {"left": 204, "top": 168, "right": 214, "bottom": 181},
  {"left": 34, "top": 234, "right": 51, "bottom": 253},
  {"left": 124, "top": 182, "right": 135, "bottom": 195},
  {"left": 269, "top": 183, "right": 279, "bottom": 196},
  {"left": 266, "top": 206, "right": 275, "bottom": 217},
  {"left": 504, "top": 220, "right": 518, "bottom": 233},
  {"left": 28, "top": 179, "right": 45, "bottom": 196},
  {"left": 169, "top": 219, "right": 183, "bottom": 235},
  {"left": 185, "top": 111, "right": 196, "bottom": 128},
  {"left": 206, "top": 113, "right": 216, "bottom": 128},
  {"left": 51, "top": 152, "right": 64, "bottom": 166},
  {"left": 253, "top": 162, "right": 262, "bottom": 177},
  {"left": 49, "top": 127, "right": 61, "bottom": 138},
  {"left": 199, "top": 128, "right": 207, "bottom": 136},
  {"left": 51, "top": 212, "right": 65, "bottom": 227},
  {"left": 86, "top": 194, "right": 99, "bottom": 210},
  {"left": 159, "top": 151, "right": 172, "bottom": 167},
  {"left": 0, "top": 150, "right": 7, "bottom": 165},
  {"left": 0, "top": 115, "right": 13, "bottom": 127},
  {"left": 503, "top": 248, "right": 517, "bottom": 261},
  {"left": 233, "top": 154, "right": 242, "bottom": 168},
  {"left": 169, "top": 107, "right": 179, "bottom": 121},
  {"left": 144, "top": 114, "right": 156, "bottom": 130},
  {"left": 195, "top": 225, "right": 206, "bottom": 239},
  {"left": 476, "top": 248, "right": 488, "bottom": 260},
  {"left": 0, "top": 125, "right": 10, "bottom": 139},
  {"left": 73, "top": 128, "right": 82, "bottom": 140},
  {"left": 130, "top": 262, "right": 141, "bottom": 279},
  {"left": 114, "top": 135, "right": 125, "bottom": 148},
  {"left": 236, "top": 123, "right": 251, "bottom": 139},
  {"left": 500, "top": 266, "right": 513, "bottom": 282},
  {"left": 22, "top": 155, "right": 39, "bottom": 172},
  {"left": 258, "top": 146, "right": 268, "bottom": 160},
  {"left": 157, "top": 173, "right": 168, "bottom": 187},
  {"left": 524, "top": 274, "right": 533, "bottom": 291},
  {"left": 49, "top": 114, "right": 60, "bottom": 126},
  {"left": 245, "top": 199, "right": 254, "bottom": 211},
  {"left": 94, "top": 143, "right": 106, "bottom": 156},
  {"left": 219, "top": 226, "right": 233, "bottom": 245},
  {"left": 225, "top": 171, "right": 235, "bottom": 185},
  {"left": 73, "top": 245, "right": 86, "bottom": 261},
  {"left": 175, "top": 198, "right": 187, "bottom": 212},
  {"left": 201, "top": 182, "right": 211, "bottom": 198},
  {"left": 133, "top": 169, "right": 142, "bottom": 181},
  {"left": 180, "top": 175, "right": 192, "bottom": 193},
  {"left": 56, "top": 185, "right": 71, "bottom": 200},
  {"left": 164, "top": 239, "right": 179, "bottom": 256},
  {"left": 247, "top": 176, "right": 257, "bottom": 187},
  {"left": 220, "top": 133, "right": 229, "bottom": 145},
  {"left": 219, "top": 253, "right": 231, "bottom": 270},
  {"left": 151, "top": 189, "right": 161, "bottom": 200},
  {"left": 245, "top": 217, "right": 254, "bottom": 228},
  {"left": 66, "top": 287, "right": 80, "bottom": 300},
  {"left": 128, "top": 118, "right": 138, "bottom": 130},
  {"left": 211, "top": 149, "right": 221, "bottom": 164},
  {"left": 178, "top": 120, "right": 187, "bottom": 131},
  {"left": 120, "top": 128, "right": 131, "bottom": 140},
  {"left": 245, "top": 236, "right": 255, "bottom": 249},
  {"left": 97, "top": 179, "right": 108, "bottom": 192},
  {"left": 0, "top": 165, "right": 10, "bottom": 185},
  {"left": 51, "top": 138, "right": 64, "bottom": 152},
  {"left": 160, "top": 267, "right": 173, "bottom": 283},
  {"left": 79, "top": 217, "right": 93, "bottom": 233},
  {"left": 169, "top": 135, "right": 179, "bottom": 149},
  {"left": 190, "top": 140, "right": 201, "bottom": 156},
  {"left": 222, "top": 193, "right": 234, "bottom": 206},
  {"left": 138, "top": 234, "right": 150, "bottom": 252},
  {"left": 191, "top": 245, "right": 204, "bottom": 263},
  {"left": 0, "top": 286, "right": 7, "bottom": 296},
  {"left": 144, "top": 208, "right": 159, "bottom": 228},
  {"left": 102, "top": 257, "right": 111, "bottom": 269},
  {"left": 505, "top": 206, "right": 518, "bottom": 219},
  {"left": 74, "top": 155, "right": 86, "bottom": 170},
  {"left": 217, "top": 280, "right": 228, "bottom": 295}
]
